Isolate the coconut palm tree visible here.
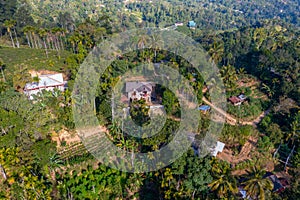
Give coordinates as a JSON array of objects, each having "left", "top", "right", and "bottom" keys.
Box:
[
  {"left": 3, "top": 20, "right": 15, "bottom": 48},
  {"left": 137, "top": 32, "right": 150, "bottom": 61},
  {"left": 220, "top": 65, "right": 238, "bottom": 90},
  {"left": 51, "top": 28, "right": 60, "bottom": 51},
  {"left": 68, "top": 34, "right": 82, "bottom": 53},
  {"left": 253, "top": 28, "right": 267, "bottom": 50},
  {"left": 208, "top": 41, "right": 224, "bottom": 65},
  {"left": 108, "top": 120, "right": 121, "bottom": 140},
  {"left": 27, "top": 26, "right": 38, "bottom": 48},
  {"left": 58, "top": 28, "right": 66, "bottom": 50},
  {"left": 13, "top": 65, "right": 32, "bottom": 91},
  {"left": 0, "top": 58, "right": 6, "bottom": 82},
  {"left": 150, "top": 33, "right": 162, "bottom": 62},
  {"left": 242, "top": 166, "right": 273, "bottom": 200},
  {"left": 10, "top": 23, "right": 20, "bottom": 48},
  {"left": 238, "top": 67, "right": 247, "bottom": 79},
  {"left": 209, "top": 159, "right": 238, "bottom": 198},
  {"left": 48, "top": 153, "right": 64, "bottom": 177},
  {"left": 23, "top": 26, "right": 32, "bottom": 48},
  {"left": 261, "top": 83, "right": 274, "bottom": 97},
  {"left": 38, "top": 28, "right": 49, "bottom": 57},
  {"left": 272, "top": 78, "right": 280, "bottom": 89},
  {"left": 10, "top": 20, "right": 20, "bottom": 48}
]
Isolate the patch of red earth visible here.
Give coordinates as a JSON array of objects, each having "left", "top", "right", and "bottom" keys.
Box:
[
  {"left": 217, "top": 136, "right": 258, "bottom": 165},
  {"left": 52, "top": 126, "right": 109, "bottom": 148},
  {"left": 237, "top": 79, "right": 259, "bottom": 88},
  {"left": 51, "top": 129, "right": 81, "bottom": 147}
]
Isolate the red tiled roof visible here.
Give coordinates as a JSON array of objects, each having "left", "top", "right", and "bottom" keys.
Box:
[{"left": 229, "top": 96, "right": 242, "bottom": 104}]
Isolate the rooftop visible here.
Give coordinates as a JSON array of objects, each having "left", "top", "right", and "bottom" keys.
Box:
[
  {"left": 24, "top": 73, "right": 64, "bottom": 91},
  {"left": 198, "top": 105, "right": 211, "bottom": 111},
  {"left": 188, "top": 21, "right": 196, "bottom": 27},
  {"left": 238, "top": 94, "right": 247, "bottom": 100},
  {"left": 211, "top": 141, "right": 225, "bottom": 157},
  {"left": 229, "top": 96, "right": 242, "bottom": 104},
  {"left": 125, "top": 82, "right": 154, "bottom": 93}
]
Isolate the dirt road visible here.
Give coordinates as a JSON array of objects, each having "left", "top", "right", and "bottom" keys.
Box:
[{"left": 202, "top": 97, "right": 270, "bottom": 126}]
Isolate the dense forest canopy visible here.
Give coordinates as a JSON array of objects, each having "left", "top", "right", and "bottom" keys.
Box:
[{"left": 22, "top": 0, "right": 300, "bottom": 30}]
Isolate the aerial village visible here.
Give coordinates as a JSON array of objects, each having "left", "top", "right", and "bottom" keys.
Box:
[{"left": 0, "top": 0, "right": 299, "bottom": 199}]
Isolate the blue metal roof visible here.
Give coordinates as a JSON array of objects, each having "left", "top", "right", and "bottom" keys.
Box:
[
  {"left": 188, "top": 21, "right": 196, "bottom": 27},
  {"left": 198, "top": 105, "right": 210, "bottom": 111}
]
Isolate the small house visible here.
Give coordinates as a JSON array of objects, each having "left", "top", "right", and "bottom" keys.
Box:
[
  {"left": 229, "top": 96, "right": 243, "bottom": 106},
  {"left": 198, "top": 105, "right": 211, "bottom": 113},
  {"left": 175, "top": 22, "right": 184, "bottom": 26},
  {"left": 191, "top": 138, "right": 225, "bottom": 157},
  {"left": 263, "top": 172, "right": 287, "bottom": 193},
  {"left": 24, "top": 73, "right": 66, "bottom": 100},
  {"left": 126, "top": 82, "right": 155, "bottom": 103},
  {"left": 229, "top": 94, "right": 248, "bottom": 106},
  {"left": 211, "top": 141, "right": 225, "bottom": 157},
  {"left": 188, "top": 21, "right": 196, "bottom": 28},
  {"left": 238, "top": 94, "right": 247, "bottom": 101}
]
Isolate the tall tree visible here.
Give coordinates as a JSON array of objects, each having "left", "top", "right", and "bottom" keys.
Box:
[
  {"left": 208, "top": 41, "right": 224, "bottom": 65},
  {"left": 3, "top": 20, "right": 15, "bottom": 48},
  {"left": 29, "top": 26, "right": 38, "bottom": 49},
  {"left": 0, "top": 58, "right": 5, "bottom": 82},
  {"left": 129, "top": 99, "right": 150, "bottom": 127},
  {"left": 209, "top": 159, "right": 238, "bottom": 198},
  {"left": 11, "top": 20, "right": 20, "bottom": 48},
  {"left": 242, "top": 166, "right": 273, "bottom": 200},
  {"left": 220, "top": 65, "right": 238, "bottom": 90},
  {"left": 12, "top": 65, "right": 32, "bottom": 91},
  {"left": 22, "top": 26, "right": 32, "bottom": 48},
  {"left": 38, "top": 28, "right": 49, "bottom": 57}
]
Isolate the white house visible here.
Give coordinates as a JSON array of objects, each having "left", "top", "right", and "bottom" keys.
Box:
[
  {"left": 211, "top": 141, "right": 225, "bottom": 157},
  {"left": 24, "top": 73, "right": 66, "bottom": 100},
  {"left": 175, "top": 22, "right": 184, "bottom": 26}
]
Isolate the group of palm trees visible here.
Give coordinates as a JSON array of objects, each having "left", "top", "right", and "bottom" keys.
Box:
[
  {"left": 3, "top": 19, "right": 20, "bottom": 48},
  {"left": 209, "top": 159, "right": 274, "bottom": 200},
  {"left": 22, "top": 26, "right": 66, "bottom": 56},
  {"left": 2, "top": 20, "right": 66, "bottom": 57}
]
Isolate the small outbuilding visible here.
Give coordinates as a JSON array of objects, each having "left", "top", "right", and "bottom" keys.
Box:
[
  {"left": 24, "top": 73, "right": 66, "bottom": 100},
  {"left": 229, "top": 96, "right": 243, "bottom": 106},
  {"left": 229, "top": 94, "right": 247, "bottom": 106},
  {"left": 175, "top": 22, "right": 184, "bottom": 26},
  {"left": 211, "top": 141, "right": 225, "bottom": 157},
  {"left": 263, "top": 172, "right": 287, "bottom": 193},
  {"left": 238, "top": 94, "right": 247, "bottom": 101},
  {"left": 198, "top": 105, "right": 211, "bottom": 113},
  {"left": 188, "top": 21, "right": 196, "bottom": 28}
]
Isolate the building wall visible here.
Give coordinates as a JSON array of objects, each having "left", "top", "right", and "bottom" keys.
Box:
[{"left": 25, "top": 85, "right": 64, "bottom": 100}]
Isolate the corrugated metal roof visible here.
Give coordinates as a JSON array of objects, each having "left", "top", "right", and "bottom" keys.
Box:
[
  {"left": 198, "top": 105, "right": 211, "bottom": 111},
  {"left": 25, "top": 74, "right": 64, "bottom": 90},
  {"left": 211, "top": 141, "right": 225, "bottom": 157}
]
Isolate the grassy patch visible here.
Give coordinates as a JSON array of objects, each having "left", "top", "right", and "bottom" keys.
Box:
[{"left": 0, "top": 46, "right": 71, "bottom": 82}]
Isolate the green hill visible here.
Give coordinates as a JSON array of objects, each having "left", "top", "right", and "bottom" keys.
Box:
[{"left": 25, "top": 0, "right": 300, "bottom": 30}]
